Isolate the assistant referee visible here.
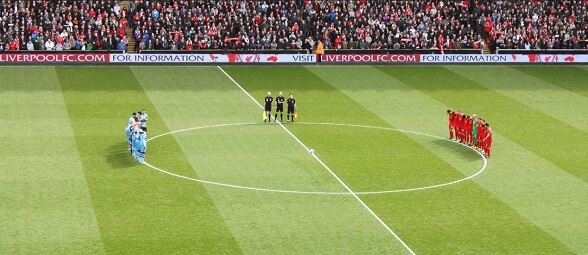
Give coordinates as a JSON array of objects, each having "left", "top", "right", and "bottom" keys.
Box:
[{"left": 287, "top": 94, "right": 296, "bottom": 122}]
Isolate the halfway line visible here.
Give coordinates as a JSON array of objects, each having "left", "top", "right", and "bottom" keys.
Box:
[{"left": 216, "top": 66, "right": 416, "bottom": 255}]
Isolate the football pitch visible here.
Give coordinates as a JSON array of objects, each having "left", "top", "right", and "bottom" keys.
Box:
[{"left": 1, "top": 65, "right": 587, "bottom": 254}]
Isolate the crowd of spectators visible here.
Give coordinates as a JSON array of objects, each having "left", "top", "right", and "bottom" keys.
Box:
[
  {"left": 0, "top": 0, "right": 129, "bottom": 51},
  {"left": 1, "top": 0, "right": 588, "bottom": 53},
  {"left": 486, "top": 0, "right": 588, "bottom": 51}
]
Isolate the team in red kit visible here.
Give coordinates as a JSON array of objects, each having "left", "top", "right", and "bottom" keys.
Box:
[{"left": 447, "top": 110, "right": 493, "bottom": 158}]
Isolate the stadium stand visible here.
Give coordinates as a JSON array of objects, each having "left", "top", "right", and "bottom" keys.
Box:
[
  {"left": 0, "top": 0, "right": 126, "bottom": 51},
  {"left": 1, "top": 0, "right": 587, "bottom": 53}
]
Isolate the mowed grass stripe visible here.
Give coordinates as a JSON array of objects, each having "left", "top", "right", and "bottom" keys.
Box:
[
  {"left": 225, "top": 66, "right": 470, "bottom": 191},
  {"left": 378, "top": 66, "right": 586, "bottom": 253},
  {"left": 441, "top": 66, "right": 588, "bottom": 183},
  {"left": 131, "top": 66, "right": 346, "bottom": 192},
  {"left": 0, "top": 67, "right": 105, "bottom": 253},
  {"left": 309, "top": 66, "right": 573, "bottom": 254},
  {"left": 56, "top": 67, "right": 242, "bottom": 254},
  {"left": 133, "top": 66, "right": 409, "bottom": 254},
  {"left": 224, "top": 66, "right": 487, "bottom": 254},
  {"left": 446, "top": 66, "right": 588, "bottom": 134},
  {"left": 306, "top": 66, "right": 483, "bottom": 174},
  {"left": 512, "top": 66, "right": 588, "bottom": 98}
]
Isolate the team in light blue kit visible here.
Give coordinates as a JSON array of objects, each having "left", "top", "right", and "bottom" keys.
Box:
[{"left": 125, "top": 110, "right": 148, "bottom": 164}]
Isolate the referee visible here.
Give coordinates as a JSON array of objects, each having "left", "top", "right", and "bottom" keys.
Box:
[
  {"left": 287, "top": 94, "right": 296, "bottom": 122},
  {"left": 264, "top": 92, "right": 273, "bottom": 122},
  {"left": 275, "top": 91, "right": 285, "bottom": 122}
]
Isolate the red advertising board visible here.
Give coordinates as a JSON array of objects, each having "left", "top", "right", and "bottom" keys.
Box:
[
  {"left": 508, "top": 54, "right": 587, "bottom": 63},
  {"left": 109, "top": 53, "right": 315, "bottom": 63},
  {"left": 1, "top": 52, "right": 588, "bottom": 64},
  {"left": 0, "top": 53, "right": 109, "bottom": 63},
  {"left": 420, "top": 54, "right": 588, "bottom": 63},
  {"left": 320, "top": 54, "right": 420, "bottom": 63}
]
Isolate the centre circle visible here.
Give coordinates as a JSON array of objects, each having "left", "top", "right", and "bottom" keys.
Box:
[{"left": 145, "top": 122, "right": 487, "bottom": 195}]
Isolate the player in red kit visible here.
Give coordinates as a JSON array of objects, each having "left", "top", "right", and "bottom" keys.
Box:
[
  {"left": 455, "top": 114, "right": 461, "bottom": 142},
  {"left": 476, "top": 118, "right": 485, "bottom": 151},
  {"left": 463, "top": 115, "right": 468, "bottom": 145},
  {"left": 482, "top": 123, "right": 493, "bottom": 158},
  {"left": 465, "top": 115, "right": 473, "bottom": 146},
  {"left": 447, "top": 110, "right": 455, "bottom": 140},
  {"left": 462, "top": 113, "right": 469, "bottom": 144},
  {"left": 458, "top": 114, "right": 466, "bottom": 143}
]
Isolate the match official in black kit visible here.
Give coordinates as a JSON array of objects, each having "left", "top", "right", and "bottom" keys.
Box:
[
  {"left": 264, "top": 92, "right": 273, "bottom": 122},
  {"left": 275, "top": 92, "right": 285, "bottom": 122},
  {"left": 287, "top": 94, "right": 296, "bottom": 122}
]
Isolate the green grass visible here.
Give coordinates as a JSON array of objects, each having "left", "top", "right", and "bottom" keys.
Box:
[{"left": 0, "top": 65, "right": 587, "bottom": 254}]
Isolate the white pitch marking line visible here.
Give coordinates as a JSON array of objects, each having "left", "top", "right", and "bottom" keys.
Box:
[
  {"left": 145, "top": 122, "right": 487, "bottom": 195},
  {"left": 144, "top": 162, "right": 345, "bottom": 195},
  {"left": 296, "top": 122, "right": 488, "bottom": 194},
  {"left": 216, "top": 66, "right": 417, "bottom": 255}
]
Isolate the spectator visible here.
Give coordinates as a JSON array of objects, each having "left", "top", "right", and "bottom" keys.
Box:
[
  {"left": 45, "top": 38, "right": 55, "bottom": 51},
  {"left": 154, "top": 38, "right": 163, "bottom": 50},
  {"left": 138, "top": 40, "right": 146, "bottom": 51},
  {"left": 9, "top": 39, "right": 19, "bottom": 51},
  {"left": 186, "top": 38, "right": 194, "bottom": 50},
  {"left": 26, "top": 40, "right": 34, "bottom": 51},
  {"left": 55, "top": 41, "right": 63, "bottom": 51},
  {"left": 117, "top": 41, "right": 127, "bottom": 52},
  {"left": 63, "top": 37, "right": 73, "bottom": 50},
  {"left": 84, "top": 40, "right": 93, "bottom": 51}
]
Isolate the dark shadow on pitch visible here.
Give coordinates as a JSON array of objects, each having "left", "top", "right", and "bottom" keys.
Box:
[
  {"left": 107, "top": 142, "right": 137, "bottom": 169},
  {"left": 429, "top": 139, "right": 483, "bottom": 161}
]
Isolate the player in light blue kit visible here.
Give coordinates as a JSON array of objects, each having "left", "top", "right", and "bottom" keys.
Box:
[
  {"left": 137, "top": 127, "right": 147, "bottom": 164},
  {"left": 126, "top": 116, "right": 139, "bottom": 151},
  {"left": 132, "top": 123, "right": 142, "bottom": 160},
  {"left": 125, "top": 124, "right": 132, "bottom": 151},
  {"left": 128, "top": 112, "right": 137, "bottom": 126},
  {"left": 139, "top": 109, "right": 148, "bottom": 131}
]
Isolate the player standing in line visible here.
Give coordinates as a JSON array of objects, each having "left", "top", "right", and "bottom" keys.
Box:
[
  {"left": 454, "top": 111, "right": 461, "bottom": 142},
  {"left": 125, "top": 123, "right": 132, "bottom": 151},
  {"left": 457, "top": 114, "right": 465, "bottom": 143},
  {"left": 134, "top": 127, "right": 142, "bottom": 162},
  {"left": 130, "top": 117, "right": 140, "bottom": 153},
  {"left": 465, "top": 115, "right": 473, "bottom": 146},
  {"left": 139, "top": 109, "right": 148, "bottom": 131},
  {"left": 132, "top": 123, "right": 142, "bottom": 160},
  {"left": 137, "top": 127, "right": 147, "bottom": 164},
  {"left": 128, "top": 112, "right": 137, "bottom": 126},
  {"left": 461, "top": 114, "right": 468, "bottom": 144},
  {"left": 476, "top": 118, "right": 485, "bottom": 151},
  {"left": 287, "top": 94, "right": 296, "bottom": 122},
  {"left": 447, "top": 110, "right": 454, "bottom": 140},
  {"left": 471, "top": 114, "right": 478, "bottom": 148},
  {"left": 130, "top": 122, "right": 136, "bottom": 156},
  {"left": 275, "top": 92, "right": 285, "bottom": 122},
  {"left": 463, "top": 115, "right": 469, "bottom": 144},
  {"left": 482, "top": 123, "right": 493, "bottom": 158},
  {"left": 264, "top": 92, "right": 273, "bottom": 122},
  {"left": 125, "top": 116, "right": 138, "bottom": 151},
  {"left": 131, "top": 123, "right": 137, "bottom": 159}
]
